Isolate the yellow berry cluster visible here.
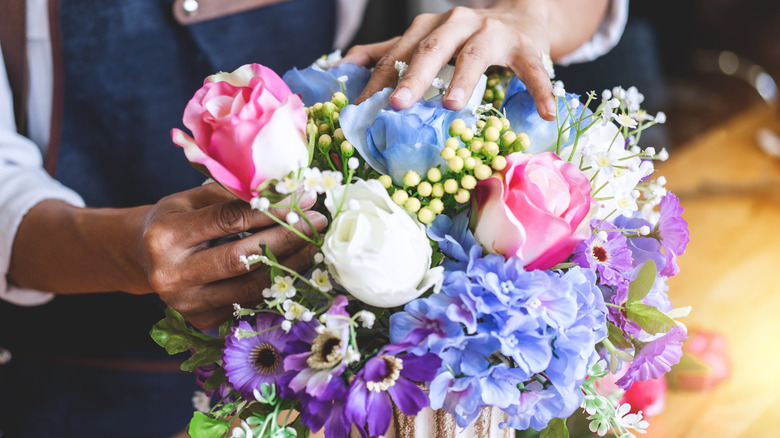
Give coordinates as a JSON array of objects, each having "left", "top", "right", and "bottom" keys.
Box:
[
  {"left": 482, "top": 68, "right": 513, "bottom": 108},
  {"left": 305, "top": 92, "right": 354, "bottom": 164},
  {"left": 381, "top": 116, "right": 530, "bottom": 225}
]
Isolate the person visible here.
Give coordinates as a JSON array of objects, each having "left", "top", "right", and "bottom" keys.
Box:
[{"left": 0, "top": 0, "right": 627, "bottom": 436}]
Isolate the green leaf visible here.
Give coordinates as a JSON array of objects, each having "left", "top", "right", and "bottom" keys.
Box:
[
  {"left": 606, "top": 322, "right": 633, "bottom": 349},
  {"left": 626, "top": 302, "right": 675, "bottom": 335},
  {"left": 202, "top": 366, "right": 227, "bottom": 392},
  {"left": 149, "top": 307, "right": 214, "bottom": 355},
  {"left": 540, "top": 417, "right": 569, "bottom": 438},
  {"left": 626, "top": 260, "right": 657, "bottom": 305},
  {"left": 187, "top": 412, "right": 230, "bottom": 438},
  {"left": 181, "top": 344, "right": 223, "bottom": 372}
]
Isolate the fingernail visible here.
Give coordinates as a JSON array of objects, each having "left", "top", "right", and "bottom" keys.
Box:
[
  {"left": 392, "top": 87, "right": 412, "bottom": 104},
  {"left": 543, "top": 100, "right": 557, "bottom": 120},
  {"left": 444, "top": 87, "right": 465, "bottom": 105},
  {"left": 306, "top": 211, "right": 328, "bottom": 229}
]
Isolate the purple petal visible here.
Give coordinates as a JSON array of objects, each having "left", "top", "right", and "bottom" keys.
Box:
[
  {"left": 388, "top": 377, "right": 429, "bottom": 415},
  {"left": 365, "top": 390, "right": 392, "bottom": 436},
  {"left": 399, "top": 352, "right": 441, "bottom": 382},
  {"left": 346, "top": 380, "right": 368, "bottom": 426}
]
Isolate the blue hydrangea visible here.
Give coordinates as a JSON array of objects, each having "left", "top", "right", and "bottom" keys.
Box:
[
  {"left": 339, "top": 89, "right": 477, "bottom": 185},
  {"left": 501, "top": 77, "right": 592, "bottom": 154},
  {"left": 283, "top": 61, "right": 370, "bottom": 106}
]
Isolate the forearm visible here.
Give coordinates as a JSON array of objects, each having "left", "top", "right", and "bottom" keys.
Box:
[{"left": 8, "top": 199, "right": 152, "bottom": 295}]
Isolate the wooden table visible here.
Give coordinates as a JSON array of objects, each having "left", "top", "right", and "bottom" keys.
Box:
[{"left": 644, "top": 104, "right": 780, "bottom": 437}]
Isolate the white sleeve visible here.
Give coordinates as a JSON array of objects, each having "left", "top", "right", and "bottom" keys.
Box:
[
  {"left": 553, "top": 0, "right": 629, "bottom": 65},
  {"left": 0, "top": 44, "right": 85, "bottom": 306}
]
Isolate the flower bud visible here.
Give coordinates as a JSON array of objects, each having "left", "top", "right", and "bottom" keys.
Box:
[
  {"left": 483, "top": 141, "right": 500, "bottom": 158},
  {"left": 417, "top": 181, "right": 433, "bottom": 197},
  {"left": 404, "top": 197, "right": 421, "bottom": 213},
  {"left": 449, "top": 118, "right": 467, "bottom": 137},
  {"left": 306, "top": 121, "right": 318, "bottom": 138},
  {"left": 484, "top": 126, "right": 500, "bottom": 142},
  {"left": 318, "top": 134, "right": 332, "bottom": 152},
  {"left": 513, "top": 133, "right": 530, "bottom": 152},
  {"left": 464, "top": 156, "right": 477, "bottom": 170},
  {"left": 378, "top": 174, "right": 393, "bottom": 189},
  {"left": 448, "top": 156, "right": 464, "bottom": 172},
  {"left": 440, "top": 147, "right": 456, "bottom": 160},
  {"left": 331, "top": 91, "right": 349, "bottom": 108},
  {"left": 492, "top": 155, "right": 508, "bottom": 171},
  {"left": 482, "top": 89, "right": 494, "bottom": 103},
  {"left": 426, "top": 167, "right": 442, "bottom": 183},
  {"left": 460, "top": 128, "right": 474, "bottom": 142},
  {"left": 417, "top": 207, "right": 435, "bottom": 224},
  {"left": 318, "top": 122, "right": 331, "bottom": 135},
  {"left": 500, "top": 131, "right": 517, "bottom": 150},
  {"left": 460, "top": 174, "right": 477, "bottom": 190},
  {"left": 322, "top": 102, "right": 337, "bottom": 119},
  {"left": 333, "top": 127, "right": 345, "bottom": 144},
  {"left": 443, "top": 179, "right": 458, "bottom": 194},
  {"left": 312, "top": 102, "right": 323, "bottom": 119},
  {"left": 445, "top": 137, "right": 461, "bottom": 149},
  {"left": 340, "top": 140, "right": 354, "bottom": 157},
  {"left": 391, "top": 190, "right": 409, "bottom": 205},
  {"left": 429, "top": 198, "right": 444, "bottom": 214},
  {"left": 454, "top": 188, "right": 470, "bottom": 203},
  {"left": 403, "top": 171, "right": 421, "bottom": 187},
  {"left": 432, "top": 183, "right": 445, "bottom": 198},
  {"left": 456, "top": 148, "right": 471, "bottom": 159},
  {"left": 470, "top": 139, "right": 484, "bottom": 153},
  {"left": 474, "top": 164, "right": 492, "bottom": 180},
  {"left": 476, "top": 120, "right": 486, "bottom": 130},
  {"left": 486, "top": 116, "right": 502, "bottom": 131}
]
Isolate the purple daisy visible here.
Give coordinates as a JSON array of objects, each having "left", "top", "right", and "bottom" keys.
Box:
[
  {"left": 617, "top": 325, "right": 688, "bottom": 389},
  {"left": 222, "top": 313, "right": 291, "bottom": 399},
  {"left": 284, "top": 295, "right": 352, "bottom": 399},
  {"left": 346, "top": 349, "right": 441, "bottom": 437},
  {"left": 572, "top": 219, "right": 633, "bottom": 288},
  {"left": 657, "top": 193, "right": 690, "bottom": 277}
]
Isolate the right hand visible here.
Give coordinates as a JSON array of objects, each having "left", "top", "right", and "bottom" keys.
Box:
[{"left": 135, "top": 183, "right": 326, "bottom": 329}]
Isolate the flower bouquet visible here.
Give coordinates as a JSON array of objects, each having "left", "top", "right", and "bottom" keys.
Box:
[{"left": 152, "top": 54, "right": 690, "bottom": 438}]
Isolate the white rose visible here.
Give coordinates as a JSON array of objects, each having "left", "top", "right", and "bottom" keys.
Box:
[{"left": 321, "top": 179, "right": 443, "bottom": 307}]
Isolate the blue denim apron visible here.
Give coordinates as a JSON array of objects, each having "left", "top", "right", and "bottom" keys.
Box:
[{"left": 0, "top": 0, "right": 335, "bottom": 436}]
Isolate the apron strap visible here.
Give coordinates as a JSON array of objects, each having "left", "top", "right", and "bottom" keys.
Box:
[{"left": 0, "top": 0, "right": 29, "bottom": 136}]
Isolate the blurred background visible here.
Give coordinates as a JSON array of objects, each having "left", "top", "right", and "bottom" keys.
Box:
[{"left": 348, "top": 0, "right": 780, "bottom": 150}]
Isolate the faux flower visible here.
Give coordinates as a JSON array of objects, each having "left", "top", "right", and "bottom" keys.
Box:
[
  {"left": 617, "top": 325, "right": 688, "bottom": 389},
  {"left": 657, "top": 192, "right": 690, "bottom": 277},
  {"left": 620, "top": 376, "right": 667, "bottom": 418},
  {"left": 572, "top": 219, "right": 634, "bottom": 289},
  {"left": 472, "top": 151, "right": 593, "bottom": 270},
  {"left": 222, "top": 314, "right": 291, "bottom": 399},
  {"left": 322, "top": 179, "right": 443, "bottom": 307},
  {"left": 339, "top": 89, "right": 477, "bottom": 185},
  {"left": 346, "top": 350, "right": 441, "bottom": 437},
  {"left": 284, "top": 295, "right": 352, "bottom": 399},
  {"left": 667, "top": 329, "right": 730, "bottom": 391},
  {"left": 172, "top": 63, "right": 309, "bottom": 201},
  {"left": 283, "top": 60, "right": 370, "bottom": 106},
  {"left": 501, "top": 77, "right": 590, "bottom": 154}
]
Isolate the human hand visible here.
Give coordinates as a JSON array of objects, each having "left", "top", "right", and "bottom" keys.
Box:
[
  {"left": 138, "top": 183, "right": 326, "bottom": 329},
  {"left": 342, "top": 1, "right": 557, "bottom": 119}
]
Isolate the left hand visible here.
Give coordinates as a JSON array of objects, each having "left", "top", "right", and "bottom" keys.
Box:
[{"left": 342, "top": 1, "right": 557, "bottom": 119}]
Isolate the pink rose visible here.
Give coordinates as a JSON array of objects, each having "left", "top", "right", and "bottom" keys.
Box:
[
  {"left": 667, "top": 329, "right": 730, "bottom": 391},
  {"left": 620, "top": 377, "right": 667, "bottom": 418},
  {"left": 472, "top": 151, "right": 593, "bottom": 270},
  {"left": 172, "top": 63, "right": 309, "bottom": 201}
]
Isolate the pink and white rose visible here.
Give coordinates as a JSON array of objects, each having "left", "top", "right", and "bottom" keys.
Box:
[
  {"left": 172, "top": 63, "right": 309, "bottom": 201},
  {"left": 472, "top": 151, "right": 594, "bottom": 270}
]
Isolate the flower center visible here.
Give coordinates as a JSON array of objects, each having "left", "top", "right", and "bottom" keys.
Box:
[
  {"left": 592, "top": 244, "right": 608, "bottom": 263},
  {"left": 307, "top": 332, "right": 343, "bottom": 370},
  {"left": 366, "top": 355, "right": 404, "bottom": 392},
  {"left": 251, "top": 342, "right": 280, "bottom": 375}
]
